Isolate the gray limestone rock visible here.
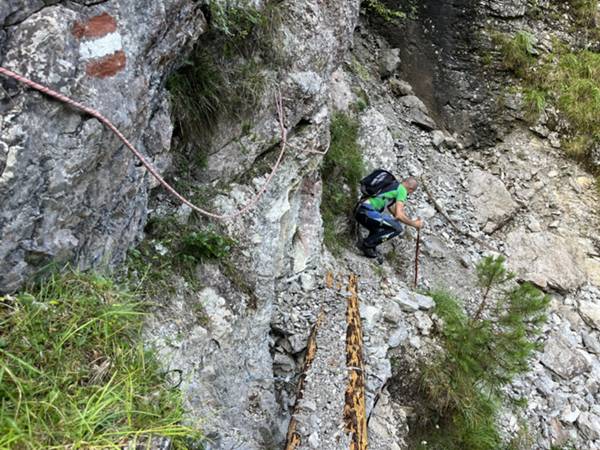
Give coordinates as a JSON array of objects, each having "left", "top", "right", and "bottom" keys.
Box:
[
  {"left": 389, "top": 78, "right": 414, "bottom": 97},
  {"left": 357, "top": 108, "right": 396, "bottom": 172},
  {"left": 580, "top": 301, "right": 600, "bottom": 331},
  {"left": 505, "top": 231, "right": 588, "bottom": 291},
  {"left": 0, "top": 1, "right": 206, "bottom": 292},
  {"left": 394, "top": 290, "right": 434, "bottom": 312},
  {"left": 330, "top": 68, "right": 353, "bottom": 112},
  {"left": 541, "top": 336, "right": 590, "bottom": 379},
  {"left": 379, "top": 48, "right": 401, "bottom": 79},
  {"left": 583, "top": 332, "right": 600, "bottom": 355},
  {"left": 577, "top": 412, "right": 600, "bottom": 440},
  {"left": 468, "top": 169, "right": 518, "bottom": 228}
]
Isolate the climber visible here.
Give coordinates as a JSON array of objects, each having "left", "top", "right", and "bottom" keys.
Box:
[{"left": 355, "top": 173, "right": 423, "bottom": 260}]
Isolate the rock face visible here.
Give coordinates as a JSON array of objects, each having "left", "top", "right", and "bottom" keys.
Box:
[
  {"left": 369, "top": 0, "right": 500, "bottom": 147},
  {"left": 0, "top": 1, "right": 205, "bottom": 293},
  {"left": 3, "top": 1, "right": 600, "bottom": 450}
]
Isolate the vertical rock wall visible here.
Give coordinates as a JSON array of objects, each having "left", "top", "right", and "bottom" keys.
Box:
[{"left": 0, "top": 1, "right": 205, "bottom": 292}]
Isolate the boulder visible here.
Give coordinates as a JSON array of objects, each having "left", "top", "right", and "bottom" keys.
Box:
[
  {"left": 394, "top": 290, "right": 434, "bottom": 312},
  {"left": 398, "top": 95, "right": 437, "bottom": 130},
  {"left": 540, "top": 335, "right": 590, "bottom": 379},
  {"left": 468, "top": 169, "right": 518, "bottom": 228},
  {"left": 389, "top": 78, "right": 414, "bottom": 97},
  {"left": 505, "top": 231, "right": 587, "bottom": 291}
]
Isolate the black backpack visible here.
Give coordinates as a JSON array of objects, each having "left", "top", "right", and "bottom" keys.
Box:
[{"left": 359, "top": 169, "right": 399, "bottom": 198}]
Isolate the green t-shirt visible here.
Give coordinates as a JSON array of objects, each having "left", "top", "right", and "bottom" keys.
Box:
[{"left": 367, "top": 184, "right": 407, "bottom": 212}]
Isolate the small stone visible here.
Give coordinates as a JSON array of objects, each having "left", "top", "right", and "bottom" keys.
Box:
[
  {"left": 580, "top": 302, "right": 600, "bottom": 330},
  {"left": 359, "top": 304, "right": 381, "bottom": 331},
  {"left": 389, "top": 78, "right": 414, "bottom": 96},
  {"left": 379, "top": 48, "right": 401, "bottom": 78},
  {"left": 561, "top": 404, "right": 581, "bottom": 423},
  {"left": 308, "top": 432, "right": 320, "bottom": 448},
  {"left": 583, "top": 332, "right": 600, "bottom": 354},
  {"left": 549, "top": 132, "right": 561, "bottom": 148},
  {"left": 176, "top": 204, "right": 192, "bottom": 224},
  {"left": 432, "top": 130, "right": 445, "bottom": 148},
  {"left": 577, "top": 412, "right": 600, "bottom": 440},
  {"left": 409, "top": 336, "right": 422, "bottom": 349},
  {"left": 388, "top": 326, "right": 408, "bottom": 348},
  {"left": 414, "top": 311, "right": 433, "bottom": 335},
  {"left": 527, "top": 217, "right": 543, "bottom": 232},
  {"left": 383, "top": 301, "right": 402, "bottom": 324}
]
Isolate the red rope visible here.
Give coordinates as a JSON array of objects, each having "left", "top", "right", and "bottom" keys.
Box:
[{"left": 0, "top": 66, "right": 288, "bottom": 220}]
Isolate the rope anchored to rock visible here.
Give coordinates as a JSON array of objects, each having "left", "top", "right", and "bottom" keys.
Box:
[{"left": 0, "top": 66, "right": 288, "bottom": 220}]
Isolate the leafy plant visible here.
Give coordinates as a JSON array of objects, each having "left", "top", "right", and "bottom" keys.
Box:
[
  {"left": 413, "top": 256, "right": 550, "bottom": 450},
  {"left": 0, "top": 272, "right": 201, "bottom": 449},
  {"left": 320, "top": 112, "right": 364, "bottom": 253},
  {"left": 126, "top": 216, "right": 236, "bottom": 296}
]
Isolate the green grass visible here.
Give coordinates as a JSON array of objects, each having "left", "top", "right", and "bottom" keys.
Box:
[
  {"left": 320, "top": 112, "right": 364, "bottom": 253},
  {"left": 495, "top": 28, "right": 600, "bottom": 173},
  {"left": 522, "top": 88, "right": 547, "bottom": 122},
  {"left": 167, "top": 0, "right": 275, "bottom": 165},
  {"left": 127, "top": 216, "right": 236, "bottom": 297},
  {"left": 500, "top": 31, "right": 536, "bottom": 78},
  {"left": 0, "top": 272, "right": 201, "bottom": 449}
]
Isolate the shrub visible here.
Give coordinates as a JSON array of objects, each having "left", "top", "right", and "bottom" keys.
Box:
[
  {"left": 180, "top": 230, "right": 236, "bottom": 262},
  {"left": 0, "top": 272, "right": 201, "bottom": 449},
  {"left": 320, "top": 113, "right": 364, "bottom": 253},
  {"left": 414, "top": 256, "right": 550, "bottom": 450}
]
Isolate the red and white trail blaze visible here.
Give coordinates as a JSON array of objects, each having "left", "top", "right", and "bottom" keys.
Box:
[{"left": 72, "top": 13, "right": 126, "bottom": 78}]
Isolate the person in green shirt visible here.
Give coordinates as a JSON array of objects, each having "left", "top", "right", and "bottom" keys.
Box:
[{"left": 355, "top": 176, "right": 423, "bottom": 259}]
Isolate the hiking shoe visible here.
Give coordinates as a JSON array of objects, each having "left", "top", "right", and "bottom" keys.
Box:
[{"left": 357, "top": 240, "right": 378, "bottom": 259}]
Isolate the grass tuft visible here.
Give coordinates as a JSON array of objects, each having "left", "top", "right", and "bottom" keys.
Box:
[
  {"left": 320, "top": 112, "right": 364, "bottom": 254},
  {"left": 500, "top": 31, "right": 536, "bottom": 78},
  {"left": 0, "top": 271, "right": 201, "bottom": 449}
]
